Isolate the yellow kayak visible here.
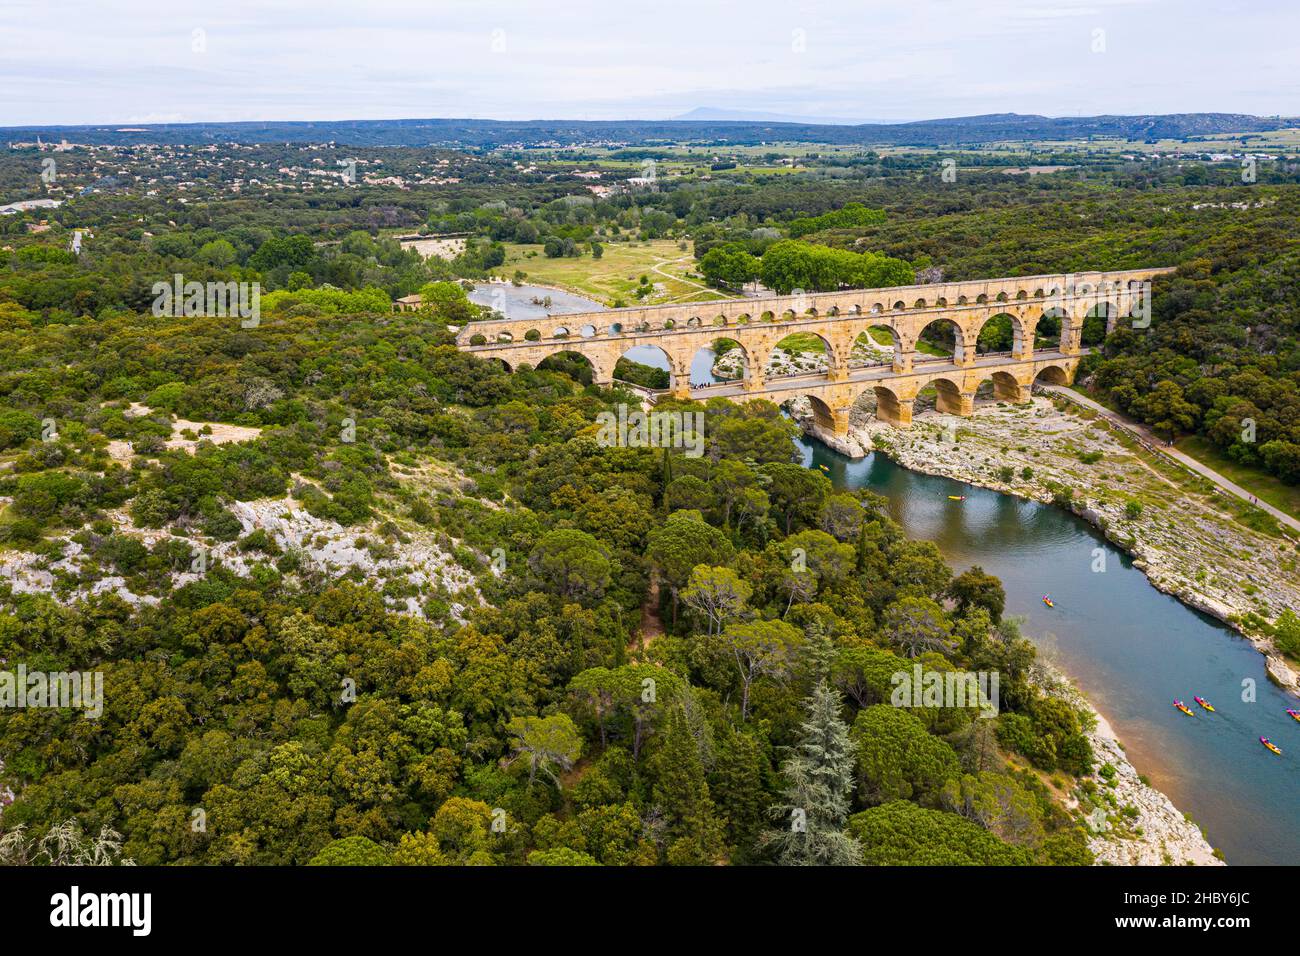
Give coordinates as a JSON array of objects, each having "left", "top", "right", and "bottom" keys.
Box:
[
  {"left": 1194, "top": 696, "right": 1215, "bottom": 712},
  {"left": 947, "top": 495, "right": 966, "bottom": 501},
  {"left": 1174, "top": 699, "right": 1194, "bottom": 717},
  {"left": 1261, "top": 737, "right": 1282, "bottom": 755}
]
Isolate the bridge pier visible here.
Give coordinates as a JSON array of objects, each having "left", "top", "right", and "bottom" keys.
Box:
[
  {"left": 876, "top": 391, "right": 913, "bottom": 428},
  {"left": 993, "top": 376, "right": 1029, "bottom": 403},
  {"left": 934, "top": 388, "right": 974, "bottom": 417}
]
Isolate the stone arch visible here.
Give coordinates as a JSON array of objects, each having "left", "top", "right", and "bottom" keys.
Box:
[
  {"left": 607, "top": 321, "right": 623, "bottom": 335},
  {"left": 916, "top": 375, "right": 968, "bottom": 416},
  {"left": 735, "top": 313, "right": 751, "bottom": 325},
  {"left": 973, "top": 370, "right": 1028, "bottom": 404},
  {"left": 524, "top": 328, "right": 542, "bottom": 341},
  {"left": 976, "top": 294, "right": 988, "bottom": 304},
  {"left": 957, "top": 295, "right": 968, "bottom": 305},
  {"left": 1081, "top": 301, "right": 1115, "bottom": 346},
  {"left": 1034, "top": 364, "right": 1071, "bottom": 387},
  {"left": 848, "top": 323, "right": 900, "bottom": 368},
  {"left": 578, "top": 323, "right": 597, "bottom": 338},
  {"left": 712, "top": 314, "right": 728, "bottom": 327},
  {"left": 801, "top": 395, "right": 839, "bottom": 434},
  {"left": 972, "top": 311, "right": 1024, "bottom": 355},
  {"left": 537, "top": 349, "right": 601, "bottom": 385},
  {"left": 695, "top": 338, "right": 750, "bottom": 386},
  {"left": 766, "top": 330, "right": 837, "bottom": 378},
  {"left": 914, "top": 316, "right": 966, "bottom": 363},
  {"left": 551, "top": 325, "right": 572, "bottom": 339},
  {"left": 486, "top": 356, "right": 512, "bottom": 373},
  {"left": 892, "top": 300, "right": 906, "bottom": 311},
  {"left": 614, "top": 344, "right": 673, "bottom": 391},
  {"left": 852, "top": 383, "right": 911, "bottom": 427},
  {"left": 496, "top": 331, "right": 514, "bottom": 343},
  {"left": 1034, "top": 307, "right": 1068, "bottom": 350}
]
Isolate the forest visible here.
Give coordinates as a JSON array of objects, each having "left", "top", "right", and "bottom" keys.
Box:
[{"left": 0, "top": 137, "right": 1296, "bottom": 865}]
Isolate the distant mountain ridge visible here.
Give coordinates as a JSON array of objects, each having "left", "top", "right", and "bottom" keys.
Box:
[
  {"left": 3, "top": 112, "right": 1291, "bottom": 148},
  {"left": 672, "top": 106, "right": 901, "bottom": 125}
]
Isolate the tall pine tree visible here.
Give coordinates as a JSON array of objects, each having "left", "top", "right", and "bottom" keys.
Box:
[{"left": 762, "top": 679, "right": 862, "bottom": 865}]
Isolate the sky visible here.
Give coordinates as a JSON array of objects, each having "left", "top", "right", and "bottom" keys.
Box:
[{"left": 1, "top": 0, "right": 1297, "bottom": 127}]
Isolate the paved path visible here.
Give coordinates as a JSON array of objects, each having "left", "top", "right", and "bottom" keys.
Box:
[{"left": 1043, "top": 385, "right": 1300, "bottom": 534}]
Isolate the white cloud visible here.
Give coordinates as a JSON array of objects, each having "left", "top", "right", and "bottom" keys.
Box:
[{"left": 0, "top": 0, "right": 1295, "bottom": 126}]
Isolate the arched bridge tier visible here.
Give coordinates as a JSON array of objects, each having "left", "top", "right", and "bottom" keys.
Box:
[{"left": 456, "top": 267, "right": 1172, "bottom": 430}]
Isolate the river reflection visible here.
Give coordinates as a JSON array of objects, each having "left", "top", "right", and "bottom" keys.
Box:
[{"left": 797, "top": 435, "right": 1300, "bottom": 865}]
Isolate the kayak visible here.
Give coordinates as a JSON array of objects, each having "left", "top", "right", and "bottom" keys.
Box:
[
  {"left": 1042, "top": 595, "right": 1054, "bottom": 608},
  {"left": 818, "top": 464, "right": 829, "bottom": 472},
  {"left": 1261, "top": 737, "right": 1282, "bottom": 755},
  {"left": 1194, "top": 696, "right": 1215, "bottom": 712},
  {"left": 947, "top": 495, "right": 966, "bottom": 501},
  {"left": 1287, "top": 709, "right": 1300, "bottom": 723},
  {"left": 1173, "top": 699, "right": 1194, "bottom": 717}
]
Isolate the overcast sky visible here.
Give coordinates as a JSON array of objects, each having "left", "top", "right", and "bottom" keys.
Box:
[{"left": 2, "top": 0, "right": 1296, "bottom": 127}]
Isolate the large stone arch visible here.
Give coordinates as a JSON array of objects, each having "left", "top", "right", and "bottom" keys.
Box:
[
  {"left": 613, "top": 344, "right": 673, "bottom": 391},
  {"left": 859, "top": 383, "right": 912, "bottom": 427},
  {"left": 803, "top": 395, "right": 840, "bottom": 433},
  {"left": 536, "top": 349, "right": 604, "bottom": 384},
  {"left": 1034, "top": 364, "right": 1072, "bottom": 387},
  {"left": 971, "top": 311, "right": 1025, "bottom": 356},
  {"left": 765, "top": 330, "right": 839, "bottom": 379},
  {"left": 973, "top": 369, "right": 1030, "bottom": 404},
  {"left": 695, "top": 337, "right": 751, "bottom": 386},
  {"left": 911, "top": 317, "right": 967, "bottom": 365},
  {"left": 915, "top": 374, "right": 970, "bottom": 416},
  {"left": 848, "top": 322, "right": 902, "bottom": 370}
]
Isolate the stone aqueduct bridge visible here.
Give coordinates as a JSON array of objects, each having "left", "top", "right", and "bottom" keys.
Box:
[{"left": 456, "top": 268, "right": 1174, "bottom": 438}]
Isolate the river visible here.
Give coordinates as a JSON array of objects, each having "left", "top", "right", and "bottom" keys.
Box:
[
  {"left": 486, "top": 290, "right": 1300, "bottom": 865},
  {"left": 796, "top": 435, "right": 1300, "bottom": 866}
]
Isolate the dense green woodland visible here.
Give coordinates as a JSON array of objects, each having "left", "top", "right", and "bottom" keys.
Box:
[{"left": 0, "top": 143, "right": 1294, "bottom": 865}]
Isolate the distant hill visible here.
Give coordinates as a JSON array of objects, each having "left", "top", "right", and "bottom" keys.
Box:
[
  {"left": 672, "top": 106, "right": 900, "bottom": 126},
  {"left": 3, "top": 112, "right": 1292, "bottom": 148}
]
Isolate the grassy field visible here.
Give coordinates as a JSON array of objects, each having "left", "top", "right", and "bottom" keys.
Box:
[
  {"left": 1175, "top": 435, "right": 1300, "bottom": 521},
  {"left": 497, "top": 239, "right": 727, "bottom": 307}
]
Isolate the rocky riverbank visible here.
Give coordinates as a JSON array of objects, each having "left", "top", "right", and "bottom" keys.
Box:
[
  {"left": 1036, "top": 664, "right": 1222, "bottom": 866},
  {"left": 806, "top": 394, "right": 1300, "bottom": 697}
]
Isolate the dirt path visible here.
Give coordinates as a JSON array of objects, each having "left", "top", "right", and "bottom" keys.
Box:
[
  {"left": 1044, "top": 385, "right": 1300, "bottom": 533},
  {"left": 631, "top": 571, "right": 666, "bottom": 653}
]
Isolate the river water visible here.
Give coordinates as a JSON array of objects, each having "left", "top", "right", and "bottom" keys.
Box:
[
  {"left": 488, "top": 292, "right": 1299, "bottom": 864},
  {"left": 795, "top": 436, "right": 1300, "bottom": 866}
]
